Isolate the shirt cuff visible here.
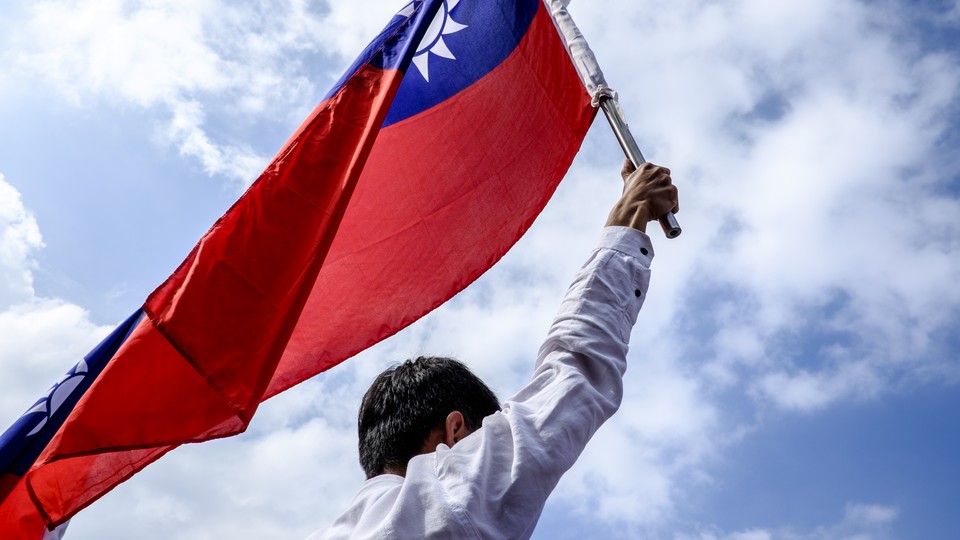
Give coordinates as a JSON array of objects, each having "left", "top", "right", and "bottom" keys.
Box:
[{"left": 597, "top": 226, "right": 654, "bottom": 267}]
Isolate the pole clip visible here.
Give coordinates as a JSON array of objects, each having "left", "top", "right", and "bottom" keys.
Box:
[
  {"left": 593, "top": 85, "right": 630, "bottom": 132},
  {"left": 591, "top": 85, "right": 617, "bottom": 107}
]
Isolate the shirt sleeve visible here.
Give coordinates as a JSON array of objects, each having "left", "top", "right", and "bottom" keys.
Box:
[{"left": 430, "top": 226, "right": 654, "bottom": 539}]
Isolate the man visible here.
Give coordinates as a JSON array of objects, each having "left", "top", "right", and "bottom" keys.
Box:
[{"left": 309, "top": 161, "right": 679, "bottom": 539}]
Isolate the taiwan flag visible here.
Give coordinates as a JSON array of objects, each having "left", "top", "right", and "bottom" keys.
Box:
[{"left": 0, "top": 0, "right": 596, "bottom": 536}]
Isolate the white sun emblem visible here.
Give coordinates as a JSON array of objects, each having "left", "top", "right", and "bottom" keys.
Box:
[
  {"left": 23, "top": 359, "right": 88, "bottom": 437},
  {"left": 398, "top": 0, "right": 467, "bottom": 82}
]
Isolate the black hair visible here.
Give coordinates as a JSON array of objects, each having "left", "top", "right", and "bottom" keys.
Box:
[{"left": 358, "top": 356, "right": 501, "bottom": 478}]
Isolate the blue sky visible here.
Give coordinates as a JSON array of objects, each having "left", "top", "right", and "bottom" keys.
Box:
[{"left": 1, "top": 0, "right": 959, "bottom": 539}]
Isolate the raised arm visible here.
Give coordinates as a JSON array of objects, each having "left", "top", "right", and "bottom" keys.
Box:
[{"left": 437, "top": 162, "right": 679, "bottom": 538}]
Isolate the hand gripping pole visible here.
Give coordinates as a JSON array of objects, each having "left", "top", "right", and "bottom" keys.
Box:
[
  {"left": 594, "top": 87, "right": 682, "bottom": 238},
  {"left": 546, "top": 0, "right": 681, "bottom": 239}
]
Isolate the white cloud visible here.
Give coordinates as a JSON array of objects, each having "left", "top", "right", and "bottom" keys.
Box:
[
  {"left": 310, "top": 0, "right": 408, "bottom": 61},
  {"left": 0, "top": 174, "right": 44, "bottom": 307},
  {"left": 0, "top": 299, "right": 110, "bottom": 427},
  {"left": 163, "top": 99, "right": 267, "bottom": 181},
  {"left": 730, "top": 532, "right": 773, "bottom": 540},
  {"left": 2, "top": 0, "right": 386, "bottom": 188},
  {"left": 680, "top": 502, "right": 898, "bottom": 540},
  {"left": 684, "top": 531, "right": 773, "bottom": 540},
  {"left": 0, "top": 175, "right": 111, "bottom": 429},
  {"left": 19, "top": 0, "right": 229, "bottom": 107},
  {"left": 756, "top": 361, "right": 884, "bottom": 412},
  {"left": 572, "top": 0, "right": 960, "bottom": 402}
]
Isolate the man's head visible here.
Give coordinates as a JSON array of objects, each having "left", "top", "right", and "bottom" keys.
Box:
[{"left": 358, "top": 356, "right": 501, "bottom": 478}]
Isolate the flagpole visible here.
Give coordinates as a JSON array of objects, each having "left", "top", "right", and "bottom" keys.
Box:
[
  {"left": 546, "top": 0, "right": 682, "bottom": 238},
  {"left": 595, "top": 87, "right": 682, "bottom": 238}
]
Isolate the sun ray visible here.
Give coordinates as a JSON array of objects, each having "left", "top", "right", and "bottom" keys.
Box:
[
  {"left": 408, "top": 0, "right": 469, "bottom": 82},
  {"left": 431, "top": 37, "right": 456, "bottom": 60},
  {"left": 443, "top": 18, "right": 467, "bottom": 35},
  {"left": 413, "top": 54, "right": 431, "bottom": 82}
]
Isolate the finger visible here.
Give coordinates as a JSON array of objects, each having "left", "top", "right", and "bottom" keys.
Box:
[
  {"left": 649, "top": 168, "right": 671, "bottom": 184},
  {"left": 645, "top": 171, "right": 672, "bottom": 191},
  {"left": 620, "top": 159, "right": 636, "bottom": 181},
  {"left": 640, "top": 162, "right": 668, "bottom": 173}
]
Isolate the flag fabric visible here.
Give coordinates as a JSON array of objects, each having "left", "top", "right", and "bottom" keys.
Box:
[
  {"left": 0, "top": 0, "right": 596, "bottom": 535},
  {"left": 0, "top": 312, "right": 144, "bottom": 537}
]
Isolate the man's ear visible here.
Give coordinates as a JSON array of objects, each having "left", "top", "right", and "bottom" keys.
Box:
[{"left": 443, "top": 411, "right": 468, "bottom": 447}]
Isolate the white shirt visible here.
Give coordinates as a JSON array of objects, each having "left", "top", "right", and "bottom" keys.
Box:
[{"left": 309, "top": 226, "right": 654, "bottom": 540}]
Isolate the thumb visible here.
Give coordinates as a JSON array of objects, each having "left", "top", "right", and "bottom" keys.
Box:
[{"left": 620, "top": 159, "right": 636, "bottom": 182}]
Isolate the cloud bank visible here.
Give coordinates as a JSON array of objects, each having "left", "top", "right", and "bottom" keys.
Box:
[
  {"left": 0, "top": 175, "right": 110, "bottom": 429},
  {"left": 1, "top": 0, "right": 405, "bottom": 187},
  {"left": 684, "top": 502, "right": 899, "bottom": 540}
]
